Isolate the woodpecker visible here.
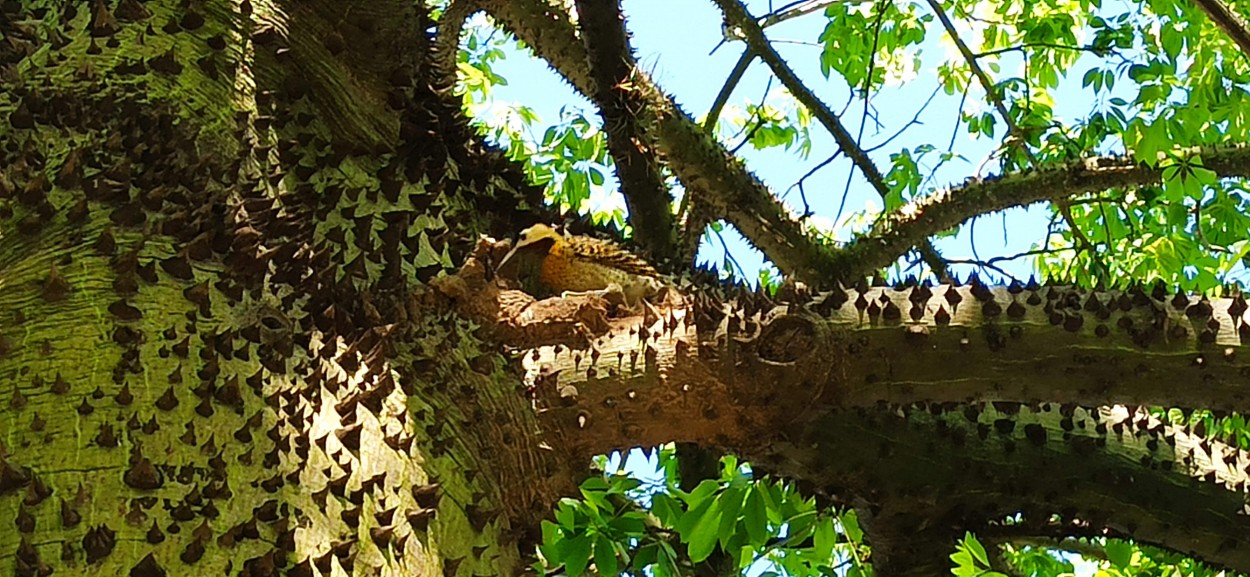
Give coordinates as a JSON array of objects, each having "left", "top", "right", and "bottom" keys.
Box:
[{"left": 496, "top": 224, "right": 663, "bottom": 306}]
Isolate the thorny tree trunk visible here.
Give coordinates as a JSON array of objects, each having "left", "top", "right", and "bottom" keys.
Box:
[
  {"left": 0, "top": 1, "right": 571, "bottom": 575},
  {"left": 1, "top": 2, "right": 1249, "bottom": 577}
]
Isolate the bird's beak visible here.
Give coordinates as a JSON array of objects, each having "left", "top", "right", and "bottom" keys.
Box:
[{"left": 496, "top": 242, "right": 523, "bottom": 273}]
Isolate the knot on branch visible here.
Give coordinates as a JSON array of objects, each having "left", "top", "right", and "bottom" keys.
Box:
[
  {"left": 756, "top": 313, "right": 817, "bottom": 364},
  {"left": 722, "top": 308, "right": 846, "bottom": 416}
]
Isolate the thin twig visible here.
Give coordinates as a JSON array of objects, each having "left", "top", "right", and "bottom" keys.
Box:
[
  {"left": 973, "top": 42, "right": 1110, "bottom": 58},
  {"left": 946, "top": 245, "right": 1075, "bottom": 267},
  {"left": 925, "top": 0, "right": 1100, "bottom": 269},
  {"left": 784, "top": 152, "right": 842, "bottom": 217},
  {"left": 703, "top": 48, "right": 756, "bottom": 133},
  {"left": 759, "top": 0, "right": 845, "bottom": 28},
  {"left": 729, "top": 77, "right": 775, "bottom": 155},
  {"left": 923, "top": 0, "right": 1032, "bottom": 158},
  {"left": 715, "top": 0, "right": 950, "bottom": 279},
  {"left": 864, "top": 84, "right": 942, "bottom": 153},
  {"left": 713, "top": 224, "right": 747, "bottom": 280}
]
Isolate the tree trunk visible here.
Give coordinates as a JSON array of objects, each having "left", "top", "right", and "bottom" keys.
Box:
[
  {"left": 0, "top": 1, "right": 568, "bottom": 575},
  {"left": 1, "top": 1, "right": 1248, "bottom": 577}
]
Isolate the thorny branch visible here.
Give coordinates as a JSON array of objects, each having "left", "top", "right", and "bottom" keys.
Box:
[
  {"left": 1193, "top": 0, "right": 1250, "bottom": 59},
  {"left": 573, "top": 0, "right": 678, "bottom": 261},
  {"left": 832, "top": 146, "right": 1250, "bottom": 281}
]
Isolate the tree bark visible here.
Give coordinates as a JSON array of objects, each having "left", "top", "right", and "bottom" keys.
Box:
[{"left": 0, "top": 1, "right": 567, "bottom": 575}]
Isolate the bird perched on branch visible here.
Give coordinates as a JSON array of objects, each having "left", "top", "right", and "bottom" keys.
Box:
[{"left": 496, "top": 223, "right": 664, "bottom": 307}]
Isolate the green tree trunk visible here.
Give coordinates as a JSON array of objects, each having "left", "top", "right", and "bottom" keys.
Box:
[{"left": 0, "top": 1, "right": 565, "bottom": 575}]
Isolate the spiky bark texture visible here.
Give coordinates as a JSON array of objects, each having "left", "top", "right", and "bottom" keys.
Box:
[
  {"left": 0, "top": 1, "right": 570, "bottom": 575},
  {"left": 1, "top": 2, "right": 1249, "bottom": 577}
]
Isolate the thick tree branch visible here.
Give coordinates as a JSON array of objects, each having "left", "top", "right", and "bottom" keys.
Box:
[
  {"left": 500, "top": 281, "right": 1250, "bottom": 573},
  {"left": 834, "top": 147, "right": 1250, "bottom": 281},
  {"left": 1194, "top": 0, "right": 1250, "bottom": 59},
  {"left": 714, "top": 0, "right": 951, "bottom": 280},
  {"left": 445, "top": 228, "right": 1250, "bottom": 572},
  {"left": 434, "top": 0, "right": 481, "bottom": 81},
  {"left": 778, "top": 404, "right": 1250, "bottom": 575},
  {"left": 573, "top": 0, "right": 678, "bottom": 261},
  {"left": 480, "top": 0, "right": 859, "bottom": 283}
]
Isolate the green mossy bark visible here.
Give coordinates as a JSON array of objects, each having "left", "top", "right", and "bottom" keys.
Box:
[{"left": 0, "top": 1, "right": 561, "bottom": 576}]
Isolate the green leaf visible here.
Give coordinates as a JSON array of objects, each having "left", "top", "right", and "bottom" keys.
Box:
[
  {"left": 951, "top": 549, "right": 976, "bottom": 576},
  {"left": 1082, "top": 67, "right": 1100, "bottom": 88},
  {"left": 674, "top": 493, "right": 713, "bottom": 538},
  {"left": 539, "top": 521, "right": 564, "bottom": 566},
  {"left": 555, "top": 499, "right": 578, "bottom": 530},
  {"left": 715, "top": 487, "right": 745, "bottom": 549},
  {"left": 965, "top": 532, "right": 990, "bottom": 568},
  {"left": 743, "top": 486, "right": 768, "bottom": 547},
  {"left": 686, "top": 497, "right": 723, "bottom": 563},
  {"left": 840, "top": 510, "right": 864, "bottom": 544},
  {"left": 593, "top": 533, "right": 618, "bottom": 576},
  {"left": 1105, "top": 539, "right": 1134, "bottom": 568},
  {"left": 608, "top": 511, "right": 647, "bottom": 536},
  {"left": 633, "top": 543, "right": 657, "bottom": 569},
  {"left": 684, "top": 479, "right": 722, "bottom": 508},
  {"left": 562, "top": 535, "right": 592, "bottom": 577},
  {"left": 657, "top": 542, "right": 681, "bottom": 577},
  {"left": 815, "top": 515, "right": 838, "bottom": 552},
  {"left": 651, "top": 493, "right": 681, "bottom": 526},
  {"left": 581, "top": 476, "right": 609, "bottom": 492}
]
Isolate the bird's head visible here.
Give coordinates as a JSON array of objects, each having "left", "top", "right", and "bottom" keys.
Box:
[
  {"left": 496, "top": 223, "right": 563, "bottom": 273},
  {"left": 513, "top": 223, "right": 564, "bottom": 249}
]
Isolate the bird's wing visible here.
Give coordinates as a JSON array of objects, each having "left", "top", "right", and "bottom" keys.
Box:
[{"left": 568, "top": 238, "right": 661, "bottom": 278}]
